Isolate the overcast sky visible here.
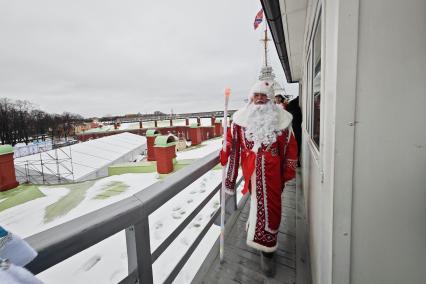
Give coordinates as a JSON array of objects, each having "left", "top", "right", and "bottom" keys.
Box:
[{"left": 0, "top": 0, "right": 298, "bottom": 118}]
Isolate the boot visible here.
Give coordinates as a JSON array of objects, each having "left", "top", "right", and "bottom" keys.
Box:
[{"left": 260, "top": 251, "right": 276, "bottom": 277}]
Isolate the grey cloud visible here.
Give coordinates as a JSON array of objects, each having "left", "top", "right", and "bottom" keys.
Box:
[{"left": 0, "top": 0, "right": 298, "bottom": 117}]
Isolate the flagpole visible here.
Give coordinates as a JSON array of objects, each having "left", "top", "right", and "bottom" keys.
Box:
[{"left": 220, "top": 87, "right": 231, "bottom": 264}]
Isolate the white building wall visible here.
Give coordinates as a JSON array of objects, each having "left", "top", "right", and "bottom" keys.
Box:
[
  {"left": 301, "top": 141, "right": 324, "bottom": 283},
  {"left": 350, "top": 0, "right": 426, "bottom": 283},
  {"left": 300, "top": 0, "right": 425, "bottom": 283},
  {"left": 301, "top": 0, "right": 339, "bottom": 283}
]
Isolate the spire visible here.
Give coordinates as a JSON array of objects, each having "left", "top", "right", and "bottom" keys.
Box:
[
  {"left": 260, "top": 26, "right": 271, "bottom": 67},
  {"left": 258, "top": 26, "right": 275, "bottom": 81},
  {"left": 257, "top": 23, "right": 287, "bottom": 99}
]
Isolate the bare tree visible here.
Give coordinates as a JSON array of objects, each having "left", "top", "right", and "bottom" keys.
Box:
[{"left": 0, "top": 97, "right": 85, "bottom": 146}]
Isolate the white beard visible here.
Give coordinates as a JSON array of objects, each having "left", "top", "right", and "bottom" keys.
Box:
[{"left": 244, "top": 102, "right": 281, "bottom": 152}]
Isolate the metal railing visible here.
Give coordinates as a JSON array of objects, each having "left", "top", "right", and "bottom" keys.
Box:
[{"left": 25, "top": 150, "right": 239, "bottom": 283}]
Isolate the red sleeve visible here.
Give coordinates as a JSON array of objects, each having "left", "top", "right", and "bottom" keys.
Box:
[
  {"left": 219, "top": 123, "right": 241, "bottom": 194},
  {"left": 283, "top": 128, "right": 298, "bottom": 183}
]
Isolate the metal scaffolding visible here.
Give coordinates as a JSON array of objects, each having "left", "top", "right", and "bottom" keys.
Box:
[{"left": 15, "top": 146, "right": 75, "bottom": 185}]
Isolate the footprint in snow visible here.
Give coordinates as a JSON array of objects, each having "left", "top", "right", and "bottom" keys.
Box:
[
  {"left": 199, "top": 181, "right": 207, "bottom": 193},
  {"left": 81, "top": 255, "right": 101, "bottom": 271},
  {"left": 172, "top": 205, "right": 181, "bottom": 211},
  {"left": 110, "top": 268, "right": 126, "bottom": 283},
  {"left": 153, "top": 221, "right": 164, "bottom": 239},
  {"left": 186, "top": 198, "right": 193, "bottom": 204},
  {"left": 192, "top": 222, "right": 201, "bottom": 228},
  {"left": 212, "top": 200, "right": 220, "bottom": 209},
  {"left": 154, "top": 221, "right": 163, "bottom": 229},
  {"left": 172, "top": 212, "right": 181, "bottom": 219},
  {"left": 172, "top": 209, "right": 186, "bottom": 219},
  {"left": 189, "top": 189, "right": 197, "bottom": 194},
  {"left": 191, "top": 215, "right": 204, "bottom": 228}
]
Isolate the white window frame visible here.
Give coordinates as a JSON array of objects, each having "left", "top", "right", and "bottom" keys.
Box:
[
  {"left": 305, "top": 5, "right": 322, "bottom": 156},
  {"left": 311, "top": 13, "right": 322, "bottom": 150}
]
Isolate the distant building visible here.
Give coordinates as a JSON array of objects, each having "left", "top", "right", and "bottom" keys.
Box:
[
  {"left": 74, "top": 123, "right": 90, "bottom": 134},
  {"left": 124, "top": 113, "right": 140, "bottom": 119}
]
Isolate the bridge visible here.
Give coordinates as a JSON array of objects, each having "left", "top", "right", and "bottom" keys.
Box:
[{"left": 115, "top": 110, "right": 237, "bottom": 124}]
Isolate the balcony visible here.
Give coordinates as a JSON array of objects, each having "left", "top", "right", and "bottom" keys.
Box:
[{"left": 25, "top": 151, "right": 310, "bottom": 283}]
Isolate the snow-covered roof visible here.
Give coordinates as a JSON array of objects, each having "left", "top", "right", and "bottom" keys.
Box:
[{"left": 15, "top": 132, "right": 146, "bottom": 181}]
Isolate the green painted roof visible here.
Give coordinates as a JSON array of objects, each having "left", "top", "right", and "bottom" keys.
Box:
[
  {"left": 190, "top": 123, "right": 199, "bottom": 128},
  {"left": 146, "top": 129, "right": 160, "bottom": 137},
  {"left": 154, "top": 135, "right": 177, "bottom": 147},
  {"left": 0, "top": 145, "right": 14, "bottom": 155}
]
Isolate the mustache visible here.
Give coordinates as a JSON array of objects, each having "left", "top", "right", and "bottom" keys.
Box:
[{"left": 248, "top": 102, "right": 276, "bottom": 113}]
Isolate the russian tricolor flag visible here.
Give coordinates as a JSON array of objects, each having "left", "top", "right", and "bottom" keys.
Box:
[{"left": 253, "top": 8, "right": 263, "bottom": 30}]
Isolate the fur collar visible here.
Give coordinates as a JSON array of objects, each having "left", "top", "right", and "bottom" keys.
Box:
[{"left": 232, "top": 104, "right": 293, "bottom": 130}]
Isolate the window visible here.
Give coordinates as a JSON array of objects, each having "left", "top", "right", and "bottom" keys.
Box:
[
  {"left": 311, "top": 16, "right": 321, "bottom": 149},
  {"left": 306, "top": 50, "right": 312, "bottom": 133}
]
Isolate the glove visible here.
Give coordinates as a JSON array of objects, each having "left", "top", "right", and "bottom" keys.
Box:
[
  {"left": 219, "top": 149, "right": 229, "bottom": 166},
  {"left": 219, "top": 140, "right": 232, "bottom": 166}
]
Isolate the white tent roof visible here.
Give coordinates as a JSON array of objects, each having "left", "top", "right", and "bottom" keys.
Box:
[{"left": 15, "top": 132, "right": 146, "bottom": 181}]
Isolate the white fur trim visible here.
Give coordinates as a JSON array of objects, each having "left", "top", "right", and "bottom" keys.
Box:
[
  {"left": 232, "top": 105, "right": 293, "bottom": 130},
  {"left": 246, "top": 239, "right": 278, "bottom": 253},
  {"left": 246, "top": 174, "right": 257, "bottom": 244},
  {"left": 224, "top": 187, "right": 235, "bottom": 195},
  {"left": 240, "top": 125, "right": 247, "bottom": 149}
]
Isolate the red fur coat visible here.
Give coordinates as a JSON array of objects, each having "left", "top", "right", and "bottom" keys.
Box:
[{"left": 220, "top": 106, "right": 298, "bottom": 252}]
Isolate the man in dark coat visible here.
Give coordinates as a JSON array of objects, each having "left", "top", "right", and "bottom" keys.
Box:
[{"left": 286, "top": 96, "right": 302, "bottom": 166}]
